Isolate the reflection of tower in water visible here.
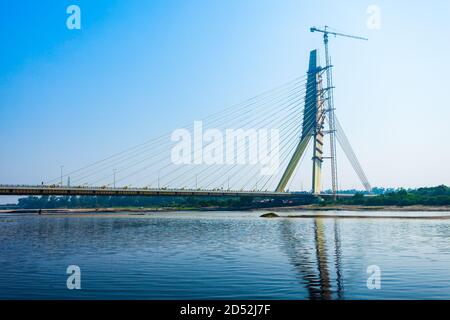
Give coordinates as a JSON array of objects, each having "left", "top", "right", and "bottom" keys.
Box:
[
  {"left": 279, "top": 218, "right": 344, "bottom": 300},
  {"left": 333, "top": 220, "right": 344, "bottom": 299},
  {"left": 314, "top": 219, "right": 332, "bottom": 299}
]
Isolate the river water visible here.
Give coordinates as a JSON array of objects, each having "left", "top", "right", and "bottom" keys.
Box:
[{"left": 1, "top": 210, "right": 450, "bottom": 299}]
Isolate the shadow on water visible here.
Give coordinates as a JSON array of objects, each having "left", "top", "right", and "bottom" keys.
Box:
[{"left": 279, "top": 218, "right": 344, "bottom": 300}]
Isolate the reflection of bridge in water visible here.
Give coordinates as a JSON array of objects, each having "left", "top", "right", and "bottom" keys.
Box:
[{"left": 280, "top": 218, "right": 344, "bottom": 300}]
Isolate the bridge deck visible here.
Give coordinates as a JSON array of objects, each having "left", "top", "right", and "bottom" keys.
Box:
[
  {"left": 0, "top": 185, "right": 317, "bottom": 198},
  {"left": 0, "top": 185, "right": 358, "bottom": 201}
]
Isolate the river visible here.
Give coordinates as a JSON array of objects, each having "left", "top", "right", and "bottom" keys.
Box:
[{"left": 1, "top": 210, "right": 450, "bottom": 299}]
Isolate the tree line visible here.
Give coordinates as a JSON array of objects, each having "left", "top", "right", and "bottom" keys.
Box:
[
  {"left": 331, "top": 185, "right": 450, "bottom": 206},
  {"left": 16, "top": 195, "right": 255, "bottom": 209},
  {"left": 15, "top": 185, "right": 450, "bottom": 209}
]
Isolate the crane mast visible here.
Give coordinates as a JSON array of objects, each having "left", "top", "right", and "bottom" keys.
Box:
[{"left": 310, "top": 26, "right": 367, "bottom": 199}]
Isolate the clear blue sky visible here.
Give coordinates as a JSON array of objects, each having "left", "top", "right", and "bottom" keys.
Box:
[{"left": 1, "top": 0, "right": 449, "bottom": 202}]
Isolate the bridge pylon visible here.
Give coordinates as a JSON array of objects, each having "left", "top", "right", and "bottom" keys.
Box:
[{"left": 276, "top": 49, "right": 325, "bottom": 194}]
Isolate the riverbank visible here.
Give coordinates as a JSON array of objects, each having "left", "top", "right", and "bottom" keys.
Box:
[
  {"left": 263, "top": 204, "right": 450, "bottom": 212},
  {"left": 0, "top": 206, "right": 248, "bottom": 215},
  {"left": 0, "top": 208, "right": 174, "bottom": 215},
  {"left": 1, "top": 204, "right": 450, "bottom": 215}
]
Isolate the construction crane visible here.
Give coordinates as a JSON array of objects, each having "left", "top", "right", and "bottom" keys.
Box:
[
  {"left": 310, "top": 26, "right": 368, "bottom": 199},
  {"left": 310, "top": 26, "right": 369, "bottom": 41}
]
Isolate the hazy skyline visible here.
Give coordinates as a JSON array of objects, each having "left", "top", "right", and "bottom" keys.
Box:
[{"left": 1, "top": 1, "right": 449, "bottom": 203}]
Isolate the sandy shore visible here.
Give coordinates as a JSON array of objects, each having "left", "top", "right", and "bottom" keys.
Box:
[
  {"left": 0, "top": 208, "right": 174, "bottom": 215},
  {"left": 0, "top": 205, "right": 450, "bottom": 217},
  {"left": 282, "top": 214, "right": 450, "bottom": 220},
  {"left": 1, "top": 205, "right": 449, "bottom": 219},
  {"left": 262, "top": 204, "right": 450, "bottom": 212}
]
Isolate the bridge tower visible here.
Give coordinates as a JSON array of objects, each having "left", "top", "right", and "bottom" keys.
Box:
[{"left": 276, "top": 49, "right": 325, "bottom": 194}]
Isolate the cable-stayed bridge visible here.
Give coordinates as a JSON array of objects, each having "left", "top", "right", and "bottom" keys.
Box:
[{"left": 0, "top": 42, "right": 372, "bottom": 201}]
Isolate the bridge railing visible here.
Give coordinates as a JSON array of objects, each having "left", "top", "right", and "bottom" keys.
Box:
[{"left": 0, "top": 184, "right": 286, "bottom": 194}]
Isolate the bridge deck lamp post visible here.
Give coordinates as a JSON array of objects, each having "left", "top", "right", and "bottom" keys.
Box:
[
  {"left": 158, "top": 171, "right": 160, "bottom": 189},
  {"left": 60, "top": 165, "right": 64, "bottom": 187}
]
